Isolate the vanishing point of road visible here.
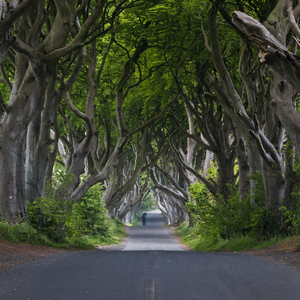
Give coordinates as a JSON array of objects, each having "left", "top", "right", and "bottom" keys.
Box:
[{"left": 1, "top": 210, "right": 300, "bottom": 300}]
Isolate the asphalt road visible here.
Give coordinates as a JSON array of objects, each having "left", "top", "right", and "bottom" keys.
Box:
[
  {"left": 1, "top": 211, "right": 300, "bottom": 300},
  {"left": 122, "top": 210, "right": 186, "bottom": 251}
]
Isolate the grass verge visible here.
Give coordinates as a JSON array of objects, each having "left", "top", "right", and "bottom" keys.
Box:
[
  {"left": 0, "top": 219, "right": 127, "bottom": 251},
  {"left": 88, "top": 219, "right": 127, "bottom": 247},
  {"left": 174, "top": 221, "right": 284, "bottom": 252}
]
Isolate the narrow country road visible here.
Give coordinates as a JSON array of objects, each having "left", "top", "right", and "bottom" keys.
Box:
[
  {"left": 1, "top": 211, "right": 300, "bottom": 300},
  {"left": 122, "top": 210, "right": 186, "bottom": 251}
]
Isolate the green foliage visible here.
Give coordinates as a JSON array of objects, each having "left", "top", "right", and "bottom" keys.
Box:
[
  {"left": 174, "top": 221, "right": 199, "bottom": 249},
  {"left": 280, "top": 188, "right": 300, "bottom": 235},
  {"left": 187, "top": 171, "right": 278, "bottom": 242},
  {"left": 66, "top": 183, "right": 110, "bottom": 243},
  {"left": 27, "top": 174, "right": 75, "bottom": 242},
  {"left": 88, "top": 219, "right": 127, "bottom": 246},
  {"left": 3, "top": 168, "right": 127, "bottom": 250},
  {"left": 249, "top": 172, "right": 279, "bottom": 239},
  {"left": 205, "top": 161, "right": 218, "bottom": 180},
  {"left": 0, "top": 221, "right": 49, "bottom": 245},
  {"left": 27, "top": 173, "right": 112, "bottom": 249},
  {"left": 187, "top": 183, "right": 253, "bottom": 241},
  {"left": 175, "top": 221, "right": 281, "bottom": 252}
]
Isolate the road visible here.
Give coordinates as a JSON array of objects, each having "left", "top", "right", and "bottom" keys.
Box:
[
  {"left": 122, "top": 210, "right": 186, "bottom": 251},
  {"left": 1, "top": 210, "right": 300, "bottom": 300}
]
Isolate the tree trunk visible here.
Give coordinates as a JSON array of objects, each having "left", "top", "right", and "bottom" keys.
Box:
[
  {"left": 0, "top": 67, "right": 46, "bottom": 222},
  {"left": 235, "top": 127, "right": 250, "bottom": 198}
]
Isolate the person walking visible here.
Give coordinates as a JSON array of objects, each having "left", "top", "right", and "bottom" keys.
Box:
[{"left": 141, "top": 212, "right": 147, "bottom": 226}]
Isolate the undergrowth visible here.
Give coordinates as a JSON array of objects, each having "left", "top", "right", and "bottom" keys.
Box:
[
  {"left": 0, "top": 175, "right": 127, "bottom": 250},
  {"left": 0, "top": 218, "right": 127, "bottom": 250},
  {"left": 175, "top": 170, "right": 287, "bottom": 252},
  {"left": 174, "top": 222, "right": 282, "bottom": 252},
  {"left": 88, "top": 219, "right": 127, "bottom": 246}
]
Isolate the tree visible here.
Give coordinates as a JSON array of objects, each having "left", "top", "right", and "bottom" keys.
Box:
[{"left": 0, "top": 0, "right": 145, "bottom": 222}]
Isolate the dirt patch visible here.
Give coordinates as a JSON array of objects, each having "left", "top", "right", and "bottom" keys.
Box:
[
  {"left": 0, "top": 239, "right": 78, "bottom": 274},
  {"left": 241, "top": 237, "right": 300, "bottom": 270}
]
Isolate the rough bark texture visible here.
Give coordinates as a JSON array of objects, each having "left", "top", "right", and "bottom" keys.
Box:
[
  {"left": 0, "top": 1, "right": 110, "bottom": 221},
  {"left": 232, "top": 5, "right": 300, "bottom": 160}
]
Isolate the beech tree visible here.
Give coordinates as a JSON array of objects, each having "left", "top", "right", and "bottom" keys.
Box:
[
  {"left": 0, "top": 0, "right": 113, "bottom": 222},
  {"left": 0, "top": 0, "right": 159, "bottom": 222},
  {"left": 3, "top": 0, "right": 300, "bottom": 231}
]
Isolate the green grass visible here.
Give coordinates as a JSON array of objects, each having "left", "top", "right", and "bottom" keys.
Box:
[
  {"left": 0, "top": 218, "right": 127, "bottom": 250},
  {"left": 88, "top": 219, "right": 127, "bottom": 246},
  {"left": 0, "top": 221, "right": 53, "bottom": 246},
  {"left": 252, "top": 237, "right": 283, "bottom": 250},
  {"left": 174, "top": 221, "right": 199, "bottom": 249},
  {"left": 174, "top": 221, "right": 283, "bottom": 252}
]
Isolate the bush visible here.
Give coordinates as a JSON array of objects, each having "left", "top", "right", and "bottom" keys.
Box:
[
  {"left": 66, "top": 183, "right": 110, "bottom": 241},
  {"left": 2, "top": 173, "right": 123, "bottom": 250},
  {"left": 280, "top": 187, "right": 300, "bottom": 235},
  {"left": 0, "top": 221, "right": 50, "bottom": 245},
  {"left": 186, "top": 171, "right": 278, "bottom": 242},
  {"left": 88, "top": 219, "right": 127, "bottom": 246},
  {"left": 27, "top": 174, "right": 75, "bottom": 242},
  {"left": 27, "top": 173, "right": 111, "bottom": 245}
]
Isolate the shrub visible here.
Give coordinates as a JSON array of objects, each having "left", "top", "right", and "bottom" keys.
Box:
[
  {"left": 186, "top": 171, "right": 278, "bottom": 241},
  {"left": 27, "top": 174, "right": 75, "bottom": 242},
  {"left": 28, "top": 173, "right": 110, "bottom": 244},
  {"left": 280, "top": 187, "right": 300, "bottom": 235},
  {"left": 0, "top": 221, "right": 50, "bottom": 245},
  {"left": 66, "top": 183, "right": 110, "bottom": 241}
]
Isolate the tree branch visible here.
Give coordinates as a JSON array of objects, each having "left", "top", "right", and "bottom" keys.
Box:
[{"left": 169, "top": 131, "right": 217, "bottom": 195}]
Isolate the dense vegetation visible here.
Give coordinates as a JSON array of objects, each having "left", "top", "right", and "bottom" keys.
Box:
[
  {"left": 1, "top": 0, "right": 300, "bottom": 250},
  {"left": 0, "top": 176, "right": 126, "bottom": 249}
]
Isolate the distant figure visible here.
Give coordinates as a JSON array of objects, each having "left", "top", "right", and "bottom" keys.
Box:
[{"left": 141, "top": 212, "right": 147, "bottom": 226}]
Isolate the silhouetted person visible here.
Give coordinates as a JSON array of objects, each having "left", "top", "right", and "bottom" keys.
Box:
[{"left": 141, "top": 212, "right": 147, "bottom": 226}]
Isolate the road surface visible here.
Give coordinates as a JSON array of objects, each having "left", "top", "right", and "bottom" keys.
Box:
[
  {"left": 122, "top": 210, "right": 186, "bottom": 251},
  {"left": 1, "top": 210, "right": 300, "bottom": 299}
]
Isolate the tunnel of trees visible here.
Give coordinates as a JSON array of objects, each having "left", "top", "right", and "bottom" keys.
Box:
[{"left": 1, "top": 0, "right": 300, "bottom": 241}]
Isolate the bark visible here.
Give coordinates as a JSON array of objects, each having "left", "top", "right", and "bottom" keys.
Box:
[
  {"left": 0, "top": 1, "right": 112, "bottom": 221},
  {"left": 231, "top": 7, "right": 300, "bottom": 160},
  {"left": 208, "top": 2, "right": 263, "bottom": 198},
  {"left": 261, "top": 87, "right": 285, "bottom": 218},
  {"left": 45, "top": 111, "right": 59, "bottom": 183},
  {"left": 202, "top": 150, "right": 214, "bottom": 176},
  {"left": 238, "top": 37, "right": 264, "bottom": 196},
  {"left": 106, "top": 130, "right": 149, "bottom": 211},
  {"left": 149, "top": 167, "right": 187, "bottom": 208},
  {"left": 169, "top": 133, "right": 217, "bottom": 196},
  {"left": 207, "top": 1, "right": 287, "bottom": 219},
  {"left": 65, "top": 91, "right": 95, "bottom": 190},
  {"left": 86, "top": 26, "right": 115, "bottom": 173},
  {"left": 16, "top": 130, "right": 27, "bottom": 218},
  {"left": 102, "top": 167, "right": 120, "bottom": 211},
  {"left": 148, "top": 145, "right": 190, "bottom": 222},
  {"left": 26, "top": 106, "right": 45, "bottom": 203},
  {"left": 26, "top": 47, "right": 86, "bottom": 203},
  {"left": 235, "top": 127, "right": 250, "bottom": 198},
  {"left": 116, "top": 38, "right": 148, "bottom": 136},
  {"left": 118, "top": 175, "right": 150, "bottom": 221},
  {"left": 179, "top": 104, "right": 197, "bottom": 185},
  {"left": 0, "top": 66, "right": 46, "bottom": 222},
  {"left": 0, "top": 0, "right": 38, "bottom": 65},
  {"left": 283, "top": 136, "right": 296, "bottom": 211}
]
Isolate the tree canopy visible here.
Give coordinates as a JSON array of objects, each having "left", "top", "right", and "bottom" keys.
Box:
[{"left": 1, "top": 0, "right": 300, "bottom": 242}]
